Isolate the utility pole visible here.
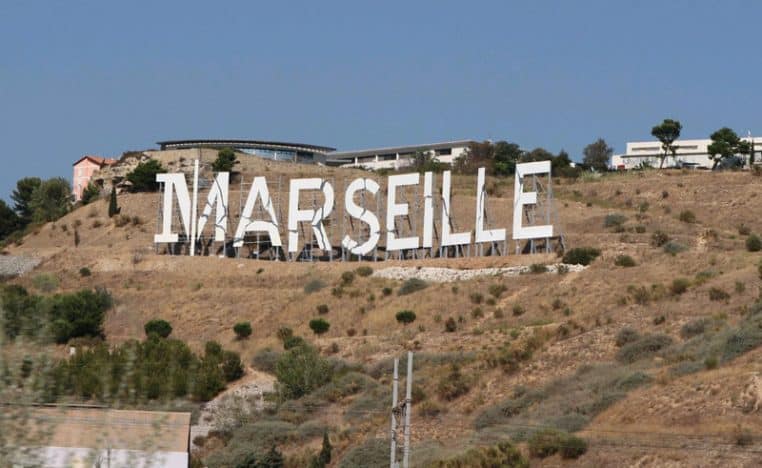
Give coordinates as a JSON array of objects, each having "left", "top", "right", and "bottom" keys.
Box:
[{"left": 390, "top": 352, "right": 413, "bottom": 468}]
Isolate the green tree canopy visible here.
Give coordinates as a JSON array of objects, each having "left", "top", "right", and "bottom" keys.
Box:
[
  {"left": 29, "top": 178, "right": 71, "bottom": 223},
  {"left": 651, "top": 118, "right": 682, "bottom": 168},
  {"left": 11, "top": 177, "right": 41, "bottom": 226},
  {"left": 0, "top": 200, "right": 21, "bottom": 240},
  {"left": 582, "top": 138, "right": 613, "bottom": 171},
  {"left": 80, "top": 183, "right": 100, "bottom": 205},
  {"left": 212, "top": 147, "right": 238, "bottom": 172},
  {"left": 126, "top": 160, "right": 165, "bottom": 192},
  {"left": 274, "top": 343, "right": 332, "bottom": 399},
  {"left": 708, "top": 127, "right": 751, "bottom": 169}
]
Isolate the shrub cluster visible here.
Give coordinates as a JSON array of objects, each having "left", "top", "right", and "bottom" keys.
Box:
[
  {"left": 429, "top": 442, "right": 528, "bottom": 467},
  {"left": 398, "top": 278, "right": 428, "bottom": 295},
  {"left": 746, "top": 234, "right": 762, "bottom": 252},
  {"left": 614, "top": 255, "right": 636, "bottom": 267},
  {"left": 49, "top": 337, "right": 242, "bottom": 402},
  {"left": 616, "top": 334, "right": 673, "bottom": 363},
  {"left": 528, "top": 429, "right": 587, "bottom": 459},
  {"left": 562, "top": 247, "right": 600, "bottom": 266}
]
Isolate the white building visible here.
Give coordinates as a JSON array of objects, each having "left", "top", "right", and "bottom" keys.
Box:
[
  {"left": 326, "top": 140, "right": 474, "bottom": 170},
  {"left": 611, "top": 136, "right": 761, "bottom": 170}
]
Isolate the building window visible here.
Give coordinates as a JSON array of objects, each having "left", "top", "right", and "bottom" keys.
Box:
[{"left": 435, "top": 148, "right": 452, "bottom": 156}]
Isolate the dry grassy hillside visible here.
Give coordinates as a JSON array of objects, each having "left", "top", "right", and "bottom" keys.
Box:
[{"left": 4, "top": 162, "right": 762, "bottom": 466}]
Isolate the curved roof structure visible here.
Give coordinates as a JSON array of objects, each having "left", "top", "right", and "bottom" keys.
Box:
[{"left": 157, "top": 139, "right": 336, "bottom": 153}]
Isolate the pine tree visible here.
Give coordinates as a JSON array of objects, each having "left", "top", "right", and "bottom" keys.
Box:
[
  {"left": 318, "top": 431, "right": 332, "bottom": 465},
  {"left": 108, "top": 187, "right": 119, "bottom": 218}
]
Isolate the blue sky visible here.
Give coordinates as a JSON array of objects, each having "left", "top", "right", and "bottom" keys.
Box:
[{"left": 1, "top": 1, "right": 761, "bottom": 201}]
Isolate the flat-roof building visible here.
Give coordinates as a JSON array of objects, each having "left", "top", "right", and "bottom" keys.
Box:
[
  {"left": 326, "top": 140, "right": 474, "bottom": 170},
  {"left": 157, "top": 139, "right": 336, "bottom": 164},
  {"left": 611, "top": 136, "right": 761, "bottom": 170}
]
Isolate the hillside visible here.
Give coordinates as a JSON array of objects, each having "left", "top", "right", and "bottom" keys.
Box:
[{"left": 3, "top": 160, "right": 762, "bottom": 467}]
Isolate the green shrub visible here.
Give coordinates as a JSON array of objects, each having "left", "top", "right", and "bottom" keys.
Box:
[
  {"left": 316, "top": 304, "right": 329, "bottom": 315},
  {"left": 444, "top": 317, "right": 457, "bottom": 332},
  {"left": 309, "top": 318, "right": 330, "bottom": 336},
  {"left": 603, "top": 213, "right": 627, "bottom": 228},
  {"left": 615, "top": 327, "right": 640, "bottom": 347},
  {"left": 488, "top": 284, "right": 507, "bottom": 298},
  {"left": 144, "top": 319, "right": 172, "bottom": 338},
  {"left": 562, "top": 247, "right": 601, "bottom": 266},
  {"left": 529, "top": 263, "right": 548, "bottom": 274},
  {"left": 512, "top": 305, "right": 525, "bottom": 316},
  {"left": 78, "top": 267, "right": 92, "bottom": 277},
  {"left": 49, "top": 288, "right": 112, "bottom": 343},
  {"left": 283, "top": 335, "right": 306, "bottom": 350},
  {"left": 429, "top": 442, "right": 528, "bottom": 467},
  {"left": 680, "top": 319, "right": 709, "bottom": 339},
  {"left": 708, "top": 287, "right": 730, "bottom": 302},
  {"left": 469, "top": 292, "right": 483, "bottom": 304},
  {"left": 616, "top": 334, "right": 673, "bottom": 363},
  {"left": 670, "top": 278, "right": 690, "bottom": 295},
  {"left": 382, "top": 286, "right": 392, "bottom": 296},
  {"left": 233, "top": 322, "right": 252, "bottom": 339},
  {"left": 126, "top": 159, "right": 164, "bottom": 192},
  {"left": 212, "top": 147, "right": 237, "bottom": 172},
  {"left": 340, "top": 271, "right": 355, "bottom": 285},
  {"left": 528, "top": 429, "right": 587, "bottom": 459},
  {"left": 663, "top": 240, "right": 687, "bottom": 255},
  {"left": 355, "top": 266, "right": 373, "bottom": 277},
  {"left": 651, "top": 230, "right": 670, "bottom": 247},
  {"left": 338, "top": 438, "right": 388, "bottom": 468},
  {"left": 746, "top": 234, "right": 762, "bottom": 252},
  {"left": 221, "top": 351, "right": 245, "bottom": 381},
  {"left": 398, "top": 278, "right": 428, "bottom": 295},
  {"left": 436, "top": 364, "right": 470, "bottom": 401},
  {"left": 32, "top": 273, "right": 59, "bottom": 292},
  {"left": 275, "top": 344, "right": 333, "bottom": 400},
  {"left": 81, "top": 183, "right": 100, "bottom": 205},
  {"left": 614, "top": 255, "right": 636, "bottom": 267},
  {"left": 252, "top": 347, "right": 281, "bottom": 373},
  {"left": 395, "top": 310, "right": 417, "bottom": 325},
  {"left": 304, "top": 279, "right": 326, "bottom": 294},
  {"left": 635, "top": 225, "right": 647, "bottom": 233},
  {"left": 678, "top": 210, "right": 696, "bottom": 223}
]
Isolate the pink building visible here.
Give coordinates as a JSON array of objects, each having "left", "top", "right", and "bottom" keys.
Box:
[{"left": 72, "top": 155, "right": 117, "bottom": 201}]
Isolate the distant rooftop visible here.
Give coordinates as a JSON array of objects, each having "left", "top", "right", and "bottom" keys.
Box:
[
  {"left": 328, "top": 139, "right": 475, "bottom": 160},
  {"left": 157, "top": 139, "right": 336, "bottom": 153}
]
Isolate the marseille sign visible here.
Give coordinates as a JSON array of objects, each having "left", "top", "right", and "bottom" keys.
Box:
[{"left": 154, "top": 161, "right": 555, "bottom": 258}]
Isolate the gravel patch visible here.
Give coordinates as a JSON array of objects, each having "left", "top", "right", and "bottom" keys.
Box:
[
  {"left": 372, "top": 263, "right": 585, "bottom": 282},
  {"left": 0, "top": 255, "right": 41, "bottom": 277}
]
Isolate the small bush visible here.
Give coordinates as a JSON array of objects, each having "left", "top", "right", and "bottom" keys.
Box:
[
  {"left": 678, "top": 210, "right": 696, "bottom": 223},
  {"left": 233, "top": 322, "right": 252, "bottom": 340},
  {"left": 469, "top": 292, "right": 483, "bottom": 304},
  {"left": 316, "top": 304, "right": 329, "bottom": 315},
  {"left": 512, "top": 305, "right": 525, "bottom": 316},
  {"left": 746, "top": 234, "right": 762, "bottom": 252},
  {"left": 444, "top": 317, "right": 457, "bottom": 332},
  {"left": 616, "top": 334, "right": 673, "bottom": 363},
  {"left": 79, "top": 267, "right": 92, "bottom": 277},
  {"left": 670, "top": 278, "right": 690, "bottom": 295},
  {"left": 309, "top": 318, "right": 330, "bottom": 336},
  {"left": 304, "top": 279, "right": 326, "bottom": 294},
  {"left": 680, "top": 319, "right": 708, "bottom": 339},
  {"left": 144, "top": 319, "right": 172, "bottom": 338},
  {"left": 436, "top": 365, "right": 470, "bottom": 401},
  {"left": 252, "top": 348, "right": 281, "bottom": 373},
  {"left": 32, "top": 273, "right": 59, "bottom": 292},
  {"left": 398, "top": 278, "right": 428, "bottom": 295},
  {"left": 488, "top": 284, "right": 507, "bottom": 298},
  {"left": 114, "top": 214, "right": 130, "bottom": 227},
  {"left": 738, "top": 224, "right": 751, "bottom": 236},
  {"left": 355, "top": 266, "right": 373, "bottom": 277},
  {"left": 663, "top": 240, "right": 687, "bottom": 255},
  {"left": 528, "top": 429, "right": 587, "bottom": 459},
  {"left": 635, "top": 225, "right": 646, "bottom": 233},
  {"left": 603, "top": 213, "right": 627, "bottom": 228},
  {"left": 382, "top": 286, "right": 392, "bottom": 296},
  {"left": 562, "top": 247, "right": 600, "bottom": 266},
  {"left": 615, "top": 327, "right": 640, "bottom": 347},
  {"left": 708, "top": 287, "right": 730, "bottom": 302},
  {"left": 651, "top": 230, "right": 670, "bottom": 247},
  {"left": 471, "top": 307, "right": 484, "bottom": 319},
  {"left": 395, "top": 310, "right": 417, "bottom": 325},
  {"left": 340, "top": 271, "right": 355, "bottom": 285},
  {"left": 529, "top": 263, "right": 548, "bottom": 274},
  {"left": 614, "top": 255, "right": 636, "bottom": 267}
]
